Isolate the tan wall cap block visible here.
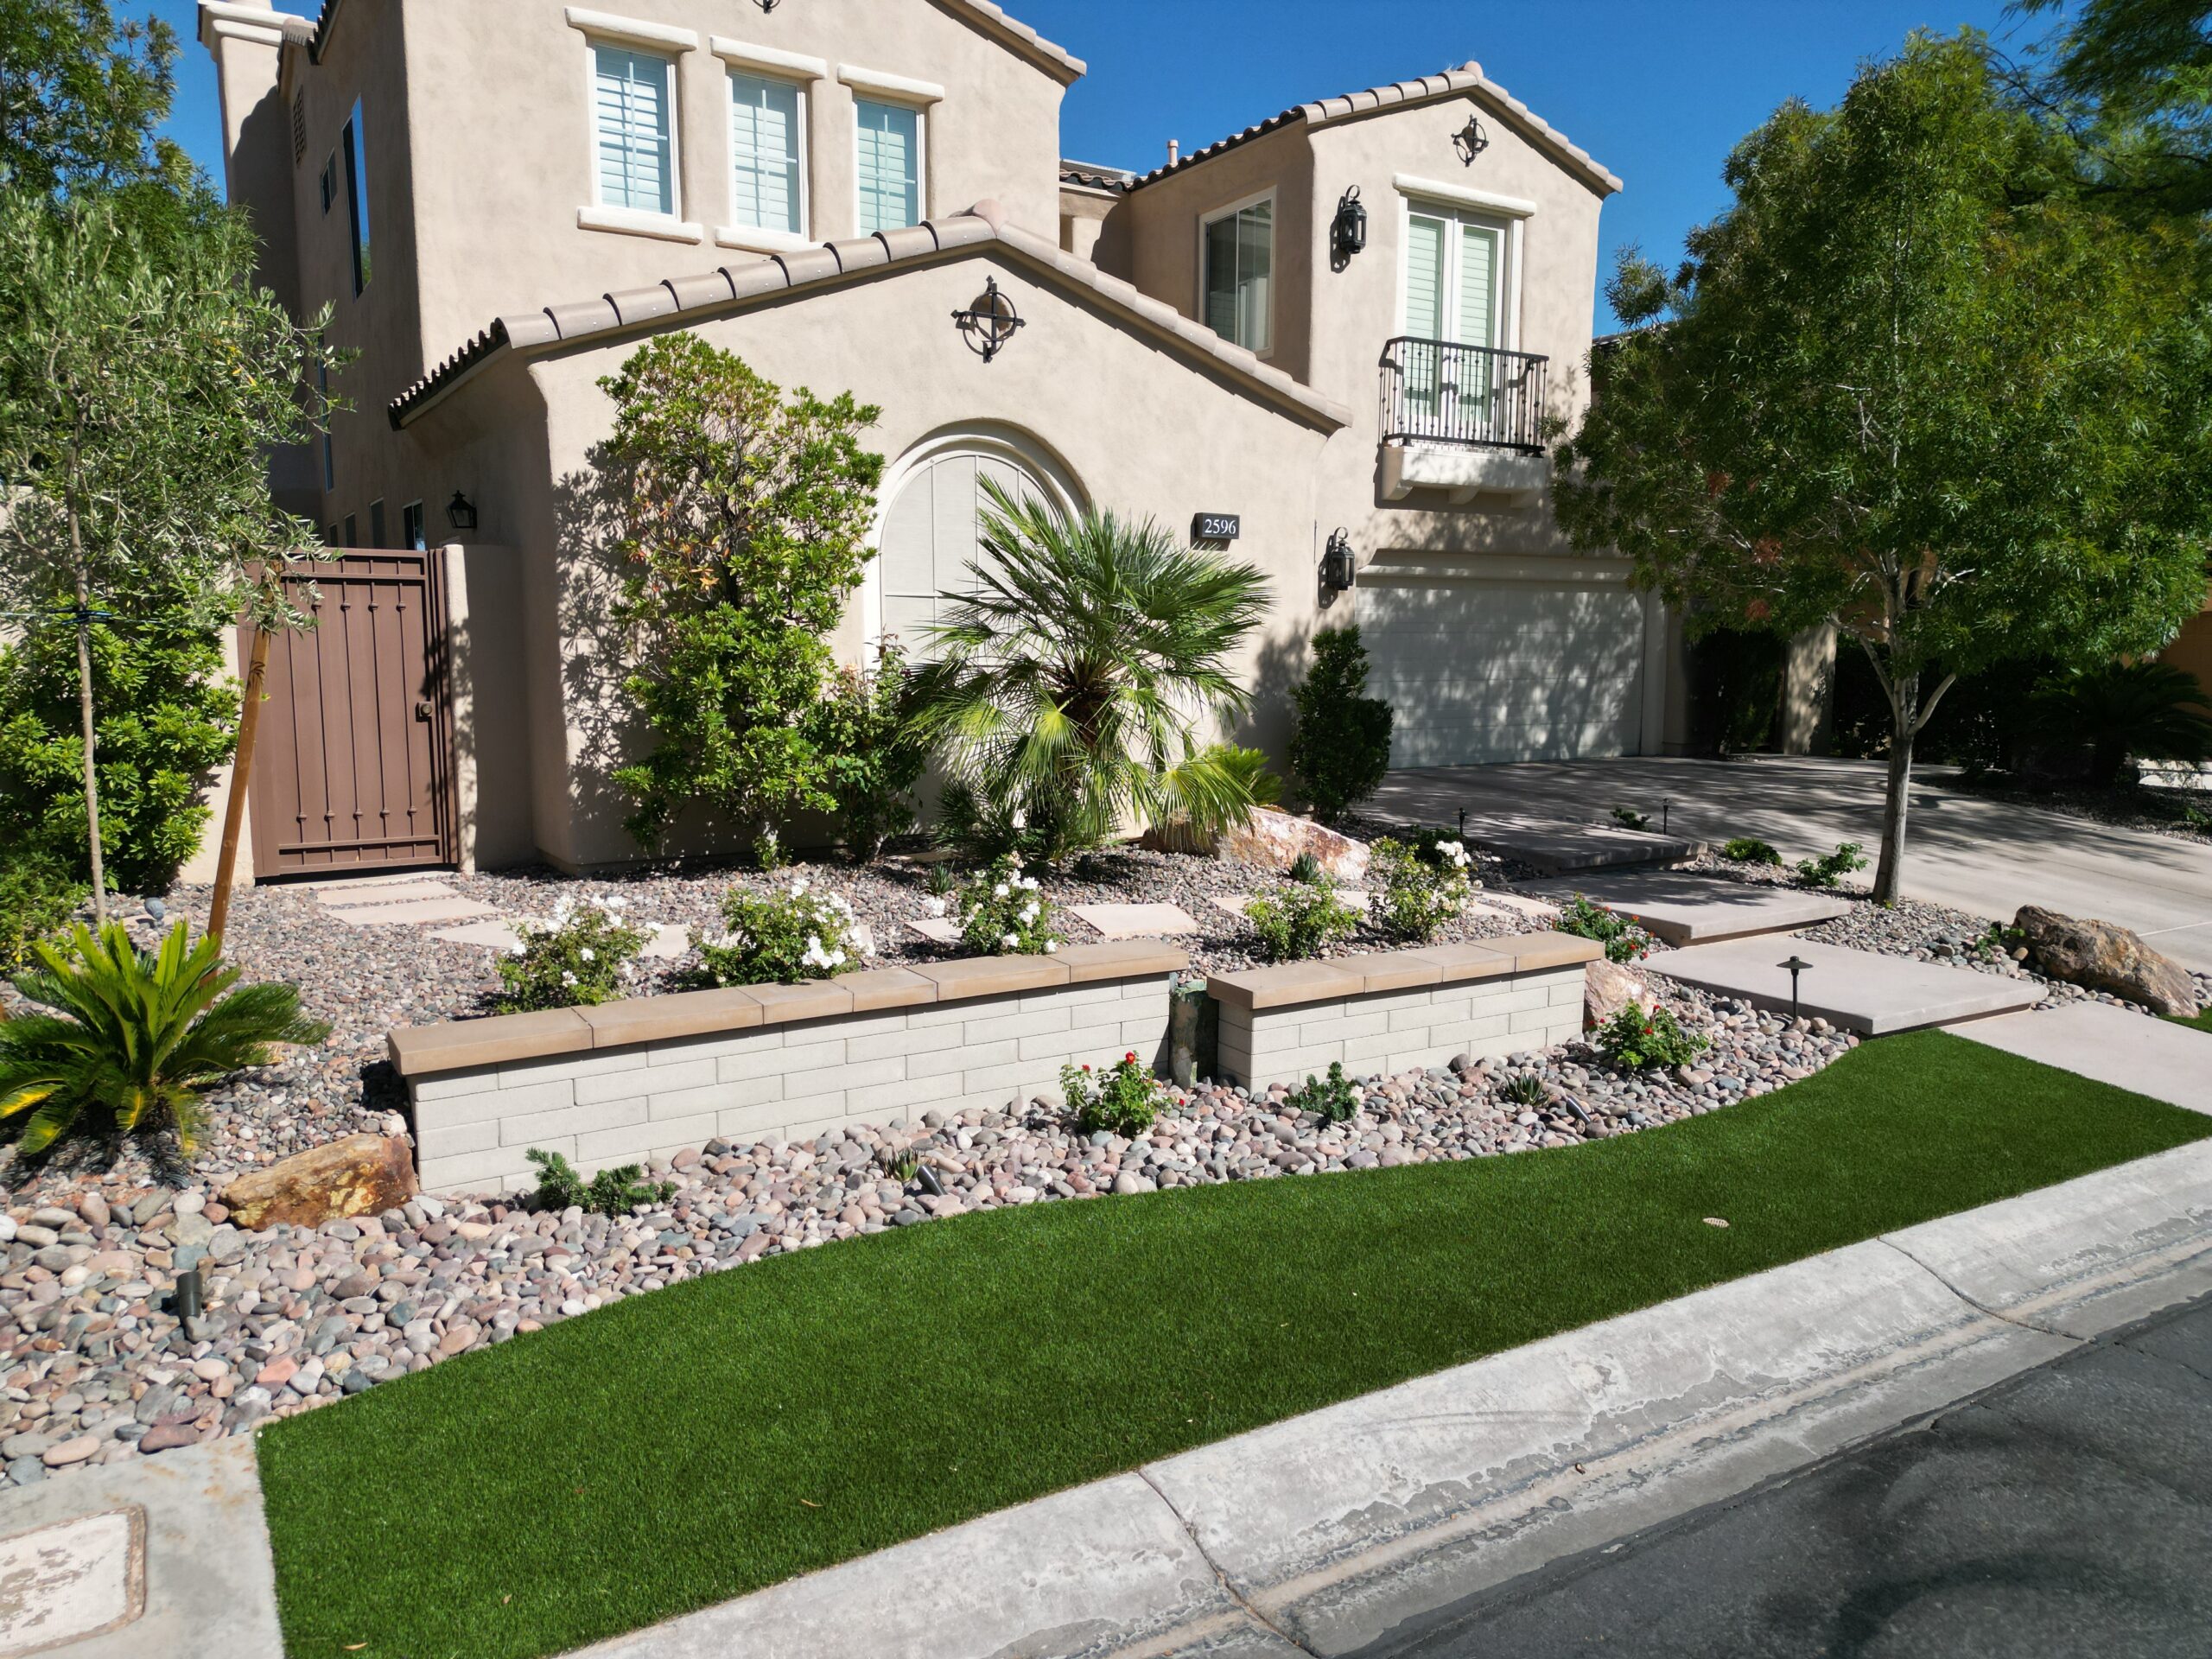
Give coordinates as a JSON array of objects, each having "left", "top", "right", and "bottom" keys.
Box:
[
  {"left": 577, "top": 987, "right": 765, "bottom": 1050},
  {"left": 913, "top": 954, "right": 1071, "bottom": 1001},
  {"left": 839, "top": 966, "right": 939, "bottom": 1012},
  {"left": 1056, "top": 940, "right": 1189, "bottom": 985},
  {"left": 388, "top": 1008, "right": 591, "bottom": 1077},
  {"left": 750, "top": 981, "right": 858, "bottom": 1027},
  {"left": 1206, "top": 959, "right": 1368, "bottom": 1014},
  {"left": 1495, "top": 930, "right": 1606, "bottom": 971},
  {"left": 1406, "top": 942, "right": 1518, "bottom": 984},
  {"left": 1337, "top": 951, "right": 1444, "bottom": 995}
]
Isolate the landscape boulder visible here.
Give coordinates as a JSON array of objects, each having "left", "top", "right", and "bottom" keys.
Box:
[
  {"left": 1215, "top": 807, "right": 1371, "bottom": 884},
  {"left": 1584, "top": 957, "right": 1656, "bottom": 1031},
  {"left": 2014, "top": 906, "right": 2199, "bottom": 1018},
  {"left": 219, "top": 1134, "right": 418, "bottom": 1232}
]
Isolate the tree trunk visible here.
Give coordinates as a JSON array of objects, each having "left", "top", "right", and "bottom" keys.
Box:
[
  {"left": 1872, "top": 671, "right": 1917, "bottom": 907},
  {"left": 67, "top": 486, "right": 107, "bottom": 928}
]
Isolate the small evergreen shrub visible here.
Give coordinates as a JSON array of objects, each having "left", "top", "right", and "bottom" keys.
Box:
[
  {"left": 496, "top": 895, "right": 648, "bottom": 1013},
  {"left": 957, "top": 855, "right": 1061, "bottom": 956},
  {"left": 525, "top": 1147, "right": 673, "bottom": 1216},
  {"left": 1611, "top": 804, "right": 1650, "bottom": 831},
  {"left": 1721, "top": 836, "right": 1783, "bottom": 866},
  {"left": 1063, "top": 1051, "right": 1161, "bottom": 1138},
  {"left": 1555, "top": 893, "right": 1654, "bottom": 963},
  {"left": 1288, "top": 626, "right": 1393, "bottom": 823},
  {"left": 697, "top": 879, "right": 861, "bottom": 985},
  {"left": 818, "top": 645, "right": 925, "bottom": 861},
  {"left": 1795, "top": 842, "right": 1868, "bottom": 889},
  {"left": 1369, "top": 836, "right": 1471, "bottom": 944},
  {"left": 1286, "top": 1061, "right": 1358, "bottom": 1123},
  {"left": 1595, "top": 1003, "right": 1707, "bottom": 1071},
  {"left": 0, "top": 855, "right": 86, "bottom": 973},
  {"left": 1245, "top": 878, "right": 1361, "bottom": 963},
  {"left": 1287, "top": 850, "right": 1325, "bottom": 886}
]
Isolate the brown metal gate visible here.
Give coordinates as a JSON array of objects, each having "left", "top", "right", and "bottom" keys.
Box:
[{"left": 245, "top": 552, "right": 454, "bottom": 878}]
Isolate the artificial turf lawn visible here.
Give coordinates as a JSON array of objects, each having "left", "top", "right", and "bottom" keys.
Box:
[
  {"left": 258, "top": 1030, "right": 2212, "bottom": 1659},
  {"left": 2169, "top": 1007, "right": 2212, "bottom": 1033}
]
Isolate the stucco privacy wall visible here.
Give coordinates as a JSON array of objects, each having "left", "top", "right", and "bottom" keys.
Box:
[
  {"left": 391, "top": 941, "right": 1185, "bottom": 1193},
  {"left": 504, "top": 245, "right": 1341, "bottom": 870},
  {"left": 1208, "top": 931, "right": 1599, "bottom": 1092}
]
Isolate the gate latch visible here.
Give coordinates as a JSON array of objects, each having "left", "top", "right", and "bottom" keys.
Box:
[{"left": 414, "top": 700, "right": 435, "bottom": 722}]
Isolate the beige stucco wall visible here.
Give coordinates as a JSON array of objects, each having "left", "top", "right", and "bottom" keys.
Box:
[{"left": 418, "top": 248, "right": 1337, "bottom": 870}]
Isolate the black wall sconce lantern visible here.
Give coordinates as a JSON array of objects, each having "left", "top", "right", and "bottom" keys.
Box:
[
  {"left": 952, "top": 276, "right": 1025, "bottom": 363},
  {"left": 1452, "top": 112, "right": 1490, "bottom": 167},
  {"left": 1329, "top": 186, "right": 1368, "bottom": 271},
  {"left": 445, "top": 491, "right": 478, "bottom": 533},
  {"left": 754, "top": 0, "right": 781, "bottom": 11},
  {"left": 1321, "top": 528, "right": 1357, "bottom": 594}
]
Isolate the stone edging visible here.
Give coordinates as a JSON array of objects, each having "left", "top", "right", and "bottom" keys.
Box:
[{"left": 386, "top": 939, "right": 1189, "bottom": 1078}]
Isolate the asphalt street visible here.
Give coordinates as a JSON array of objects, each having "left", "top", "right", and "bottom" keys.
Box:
[{"left": 1350, "top": 1291, "right": 2212, "bottom": 1659}]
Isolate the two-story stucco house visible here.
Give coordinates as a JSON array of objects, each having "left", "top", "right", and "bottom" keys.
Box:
[{"left": 196, "top": 0, "right": 1687, "bottom": 880}]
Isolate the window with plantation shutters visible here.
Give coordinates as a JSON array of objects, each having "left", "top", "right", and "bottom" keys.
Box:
[
  {"left": 729, "top": 72, "right": 804, "bottom": 235},
  {"left": 855, "top": 99, "right": 922, "bottom": 232},
  {"left": 594, "top": 44, "right": 676, "bottom": 216}
]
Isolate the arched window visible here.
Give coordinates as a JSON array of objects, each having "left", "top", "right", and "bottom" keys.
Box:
[{"left": 863, "top": 427, "right": 1084, "bottom": 650}]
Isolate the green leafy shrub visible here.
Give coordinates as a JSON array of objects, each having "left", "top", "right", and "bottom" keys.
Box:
[
  {"left": 817, "top": 645, "right": 925, "bottom": 861},
  {"left": 1286, "top": 1061, "right": 1358, "bottom": 1123},
  {"left": 697, "top": 879, "right": 861, "bottom": 985},
  {"left": 750, "top": 829, "right": 786, "bottom": 873},
  {"left": 496, "top": 895, "right": 649, "bottom": 1013},
  {"left": 1721, "top": 836, "right": 1783, "bottom": 866},
  {"left": 1594, "top": 1003, "right": 1707, "bottom": 1071},
  {"left": 0, "top": 855, "right": 86, "bottom": 973},
  {"left": 1795, "top": 842, "right": 1868, "bottom": 889},
  {"left": 1245, "top": 879, "right": 1361, "bottom": 963},
  {"left": 1611, "top": 804, "right": 1650, "bottom": 831},
  {"left": 957, "top": 855, "right": 1062, "bottom": 956},
  {"left": 1369, "top": 836, "right": 1471, "bottom": 944},
  {"left": 1555, "top": 894, "right": 1654, "bottom": 963},
  {"left": 0, "top": 921, "right": 328, "bottom": 1156},
  {"left": 1974, "top": 920, "right": 2027, "bottom": 962},
  {"left": 1500, "top": 1072, "right": 1550, "bottom": 1108},
  {"left": 1287, "top": 626, "right": 1393, "bottom": 823},
  {"left": 525, "top": 1147, "right": 673, "bottom": 1216},
  {"left": 1062, "top": 1051, "right": 1161, "bottom": 1138}
]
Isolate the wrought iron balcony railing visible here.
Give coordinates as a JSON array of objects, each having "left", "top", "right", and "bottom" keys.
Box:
[{"left": 1379, "top": 338, "right": 1548, "bottom": 453}]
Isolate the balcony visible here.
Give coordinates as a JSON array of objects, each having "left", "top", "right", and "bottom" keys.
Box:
[{"left": 1378, "top": 338, "right": 1551, "bottom": 506}]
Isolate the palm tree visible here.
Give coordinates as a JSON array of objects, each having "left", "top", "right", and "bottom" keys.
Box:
[
  {"left": 2036, "top": 660, "right": 2212, "bottom": 786},
  {"left": 0, "top": 922, "right": 329, "bottom": 1156},
  {"left": 904, "top": 481, "right": 1271, "bottom": 863}
]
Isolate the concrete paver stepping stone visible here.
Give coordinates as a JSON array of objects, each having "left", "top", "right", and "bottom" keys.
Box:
[
  {"left": 1458, "top": 816, "right": 1700, "bottom": 875},
  {"left": 1477, "top": 891, "right": 1560, "bottom": 922},
  {"left": 327, "top": 898, "right": 502, "bottom": 928},
  {"left": 1646, "top": 938, "right": 2039, "bottom": 1035},
  {"left": 1949, "top": 1001, "right": 2212, "bottom": 1115},
  {"left": 318, "top": 882, "right": 461, "bottom": 908},
  {"left": 429, "top": 920, "right": 522, "bottom": 950},
  {"left": 907, "top": 918, "right": 963, "bottom": 946},
  {"left": 1529, "top": 871, "right": 1852, "bottom": 945},
  {"left": 1069, "top": 902, "right": 1201, "bottom": 940}
]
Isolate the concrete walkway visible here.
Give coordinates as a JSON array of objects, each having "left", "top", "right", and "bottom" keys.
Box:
[
  {"left": 1644, "top": 937, "right": 2042, "bottom": 1034},
  {"left": 1951, "top": 1001, "right": 2212, "bottom": 1114},
  {"left": 1375, "top": 755, "right": 2212, "bottom": 972}
]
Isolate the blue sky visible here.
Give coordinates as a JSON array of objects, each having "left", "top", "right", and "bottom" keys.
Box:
[{"left": 134, "top": 1, "right": 2062, "bottom": 329}]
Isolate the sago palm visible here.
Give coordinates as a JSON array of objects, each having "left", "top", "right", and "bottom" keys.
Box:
[
  {"left": 904, "top": 481, "right": 1271, "bottom": 862},
  {"left": 0, "top": 922, "right": 329, "bottom": 1156},
  {"left": 2036, "top": 660, "right": 2212, "bottom": 786}
]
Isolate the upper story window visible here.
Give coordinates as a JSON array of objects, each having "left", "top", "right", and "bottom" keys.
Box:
[
  {"left": 341, "top": 100, "right": 371, "bottom": 293},
  {"left": 1403, "top": 204, "right": 1506, "bottom": 348},
  {"left": 1201, "top": 193, "right": 1273, "bottom": 354},
  {"left": 855, "top": 99, "right": 923, "bottom": 233},
  {"left": 594, "top": 44, "right": 677, "bottom": 216},
  {"left": 729, "top": 71, "right": 804, "bottom": 237}
]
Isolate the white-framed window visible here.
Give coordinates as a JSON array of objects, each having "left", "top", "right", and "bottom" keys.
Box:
[
  {"left": 855, "top": 99, "right": 923, "bottom": 233},
  {"left": 1401, "top": 201, "right": 1510, "bottom": 348},
  {"left": 1200, "top": 191, "right": 1274, "bottom": 354},
  {"left": 341, "top": 99, "right": 371, "bottom": 294},
  {"left": 593, "top": 43, "right": 678, "bottom": 216},
  {"left": 728, "top": 70, "right": 805, "bottom": 237}
]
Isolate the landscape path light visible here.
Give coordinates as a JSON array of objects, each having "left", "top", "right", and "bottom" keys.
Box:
[{"left": 1779, "top": 955, "right": 1813, "bottom": 1021}]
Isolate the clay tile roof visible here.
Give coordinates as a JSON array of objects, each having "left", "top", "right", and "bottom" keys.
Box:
[
  {"left": 1125, "top": 60, "right": 1621, "bottom": 198},
  {"left": 1060, "top": 159, "right": 1135, "bottom": 193},
  {"left": 388, "top": 212, "right": 1351, "bottom": 432}
]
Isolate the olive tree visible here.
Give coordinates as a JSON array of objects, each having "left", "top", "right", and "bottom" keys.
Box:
[{"left": 1555, "top": 34, "right": 2209, "bottom": 903}]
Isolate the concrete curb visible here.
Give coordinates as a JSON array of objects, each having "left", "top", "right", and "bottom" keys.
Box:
[{"left": 574, "top": 1141, "right": 2212, "bottom": 1659}]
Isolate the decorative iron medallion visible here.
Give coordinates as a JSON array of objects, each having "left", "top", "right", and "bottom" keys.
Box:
[{"left": 952, "top": 276, "right": 1026, "bottom": 363}]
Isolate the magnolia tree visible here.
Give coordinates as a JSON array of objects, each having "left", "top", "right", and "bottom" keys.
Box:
[
  {"left": 594, "top": 334, "right": 884, "bottom": 851},
  {"left": 0, "top": 195, "right": 339, "bottom": 919},
  {"left": 1554, "top": 35, "right": 2210, "bottom": 903}
]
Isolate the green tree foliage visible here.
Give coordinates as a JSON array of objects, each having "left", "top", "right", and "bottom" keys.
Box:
[
  {"left": 2015, "top": 0, "right": 2212, "bottom": 216},
  {"left": 594, "top": 335, "right": 884, "bottom": 850},
  {"left": 904, "top": 481, "right": 1270, "bottom": 865},
  {"left": 1287, "top": 626, "right": 1393, "bottom": 823},
  {"left": 815, "top": 645, "right": 925, "bottom": 861},
  {"left": 0, "top": 921, "right": 329, "bottom": 1157},
  {"left": 1555, "top": 35, "right": 2209, "bottom": 903},
  {"left": 0, "top": 0, "right": 191, "bottom": 201}
]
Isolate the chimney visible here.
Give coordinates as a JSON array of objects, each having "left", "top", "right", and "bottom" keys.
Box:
[{"left": 1166, "top": 139, "right": 1179, "bottom": 165}]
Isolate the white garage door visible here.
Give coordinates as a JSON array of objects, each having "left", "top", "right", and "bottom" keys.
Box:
[{"left": 1359, "top": 577, "right": 1648, "bottom": 766}]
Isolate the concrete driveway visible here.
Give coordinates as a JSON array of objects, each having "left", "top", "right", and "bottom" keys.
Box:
[{"left": 1374, "top": 755, "right": 2212, "bottom": 973}]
